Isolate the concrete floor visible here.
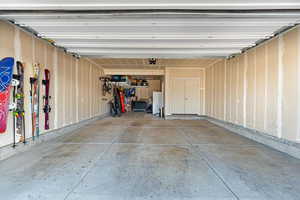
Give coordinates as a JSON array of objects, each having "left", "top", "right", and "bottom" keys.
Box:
[{"left": 0, "top": 113, "right": 300, "bottom": 200}]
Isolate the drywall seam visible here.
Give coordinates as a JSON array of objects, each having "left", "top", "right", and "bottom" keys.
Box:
[
  {"left": 69, "top": 58, "right": 74, "bottom": 124},
  {"left": 297, "top": 28, "right": 300, "bottom": 141},
  {"left": 243, "top": 53, "right": 248, "bottom": 127},
  {"left": 14, "top": 27, "right": 20, "bottom": 62},
  {"left": 224, "top": 60, "right": 227, "bottom": 121},
  {"left": 278, "top": 36, "right": 283, "bottom": 138},
  {"left": 253, "top": 49, "right": 257, "bottom": 129},
  {"left": 203, "top": 68, "right": 206, "bottom": 115},
  {"left": 75, "top": 59, "right": 79, "bottom": 123},
  {"left": 32, "top": 35, "right": 35, "bottom": 64},
  {"left": 165, "top": 68, "right": 169, "bottom": 115},
  {"left": 236, "top": 58, "right": 239, "bottom": 124},
  {"left": 85, "top": 58, "right": 104, "bottom": 69},
  {"left": 62, "top": 54, "right": 66, "bottom": 126},
  {"left": 229, "top": 60, "right": 232, "bottom": 122},
  {"left": 89, "top": 63, "right": 92, "bottom": 118},
  {"left": 53, "top": 49, "right": 58, "bottom": 129},
  {"left": 44, "top": 40, "right": 47, "bottom": 69},
  {"left": 264, "top": 45, "right": 269, "bottom": 131},
  {"left": 205, "top": 59, "right": 223, "bottom": 69},
  {"left": 211, "top": 66, "right": 214, "bottom": 117}
]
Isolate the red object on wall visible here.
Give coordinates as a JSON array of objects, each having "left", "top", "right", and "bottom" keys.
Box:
[{"left": 119, "top": 91, "right": 126, "bottom": 113}]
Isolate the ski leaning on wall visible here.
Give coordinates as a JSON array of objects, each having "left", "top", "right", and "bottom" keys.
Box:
[
  {"left": 30, "top": 64, "right": 40, "bottom": 139},
  {"left": 12, "top": 61, "right": 26, "bottom": 146},
  {"left": 42, "top": 69, "right": 51, "bottom": 130},
  {"left": 0, "top": 57, "right": 14, "bottom": 133}
]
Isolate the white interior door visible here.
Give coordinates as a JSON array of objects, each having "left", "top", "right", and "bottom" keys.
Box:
[
  {"left": 184, "top": 79, "right": 200, "bottom": 114},
  {"left": 171, "top": 79, "right": 185, "bottom": 114}
]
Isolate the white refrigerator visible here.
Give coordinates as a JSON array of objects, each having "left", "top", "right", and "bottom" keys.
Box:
[{"left": 152, "top": 91, "right": 163, "bottom": 115}]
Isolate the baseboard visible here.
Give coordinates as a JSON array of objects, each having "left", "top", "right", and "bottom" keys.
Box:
[
  {"left": 165, "top": 114, "right": 206, "bottom": 120},
  {"left": 205, "top": 116, "right": 300, "bottom": 160},
  {"left": 0, "top": 113, "right": 109, "bottom": 161}
]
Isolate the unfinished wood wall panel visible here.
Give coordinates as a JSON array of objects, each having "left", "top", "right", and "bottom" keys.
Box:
[
  {"left": 0, "top": 21, "right": 108, "bottom": 148},
  {"left": 282, "top": 28, "right": 299, "bottom": 141}
]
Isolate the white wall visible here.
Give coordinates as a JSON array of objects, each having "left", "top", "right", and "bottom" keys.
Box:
[
  {"left": 165, "top": 67, "right": 205, "bottom": 116},
  {"left": 205, "top": 26, "right": 300, "bottom": 143},
  {"left": 0, "top": 21, "right": 109, "bottom": 148}
]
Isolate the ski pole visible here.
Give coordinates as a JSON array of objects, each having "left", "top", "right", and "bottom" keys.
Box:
[
  {"left": 30, "top": 77, "right": 36, "bottom": 141},
  {"left": 12, "top": 85, "right": 16, "bottom": 148}
]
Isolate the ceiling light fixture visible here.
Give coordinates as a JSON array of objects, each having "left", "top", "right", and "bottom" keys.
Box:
[{"left": 149, "top": 58, "right": 157, "bottom": 65}]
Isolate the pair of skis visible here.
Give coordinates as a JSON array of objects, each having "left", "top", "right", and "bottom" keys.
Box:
[
  {"left": 12, "top": 62, "right": 26, "bottom": 146},
  {"left": 30, "top": 65, "right": 51, "bottom": 140},
  {"left": 0, "top": 58, "right": 26, "bottom": 146},
  {"left": 0, "top": 57, "right": 51, "bottom": 146}
]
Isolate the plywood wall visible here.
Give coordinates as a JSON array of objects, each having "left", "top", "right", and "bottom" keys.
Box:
[
  {"left": 205, "top": 26, "right": 300, "bottom": 143},
  {"left": 0, "top": 21, "right": 108, "bottom": 148}
]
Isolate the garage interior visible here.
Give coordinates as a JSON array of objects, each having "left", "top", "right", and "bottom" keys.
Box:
[{"left": 1, "top": 1, "right": 300, "bottom": 200}]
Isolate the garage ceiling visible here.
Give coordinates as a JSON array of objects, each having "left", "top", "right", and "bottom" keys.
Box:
[
  {"left": 1, "top": 0, "right": 300, "bottom": 10},
  {"left": 93, "top": 58, "right": 221, "bottom": 69},
  {"left": 1, "top": 1, "right": 300, "bottom": 61}
]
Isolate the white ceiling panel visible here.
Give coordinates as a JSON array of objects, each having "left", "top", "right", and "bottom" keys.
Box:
[
  {"left": 1, "top": 0, "right": 300, "bottom": 10},
  {"left": 0, "top": 4, "right": 300, "bottom": 61}
]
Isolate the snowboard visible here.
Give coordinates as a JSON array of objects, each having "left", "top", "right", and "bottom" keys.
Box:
[
  {"left": 13, "top": 61, "right": 26, "bottom": 144},
  {"left": 30, "top": 64, "right": 40, "bottom": 139},
  {"left": 0, "top": 57, "right": 15, "bottom": 133},
  {"left": 111, "top": 87, "right": 121, "bottom": 117},
  {"left": 42, "top": 69, "right": 51, "bottom": 130},
  {"left": 119, "top": 90, "right": 126, "bottom": 113}
]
